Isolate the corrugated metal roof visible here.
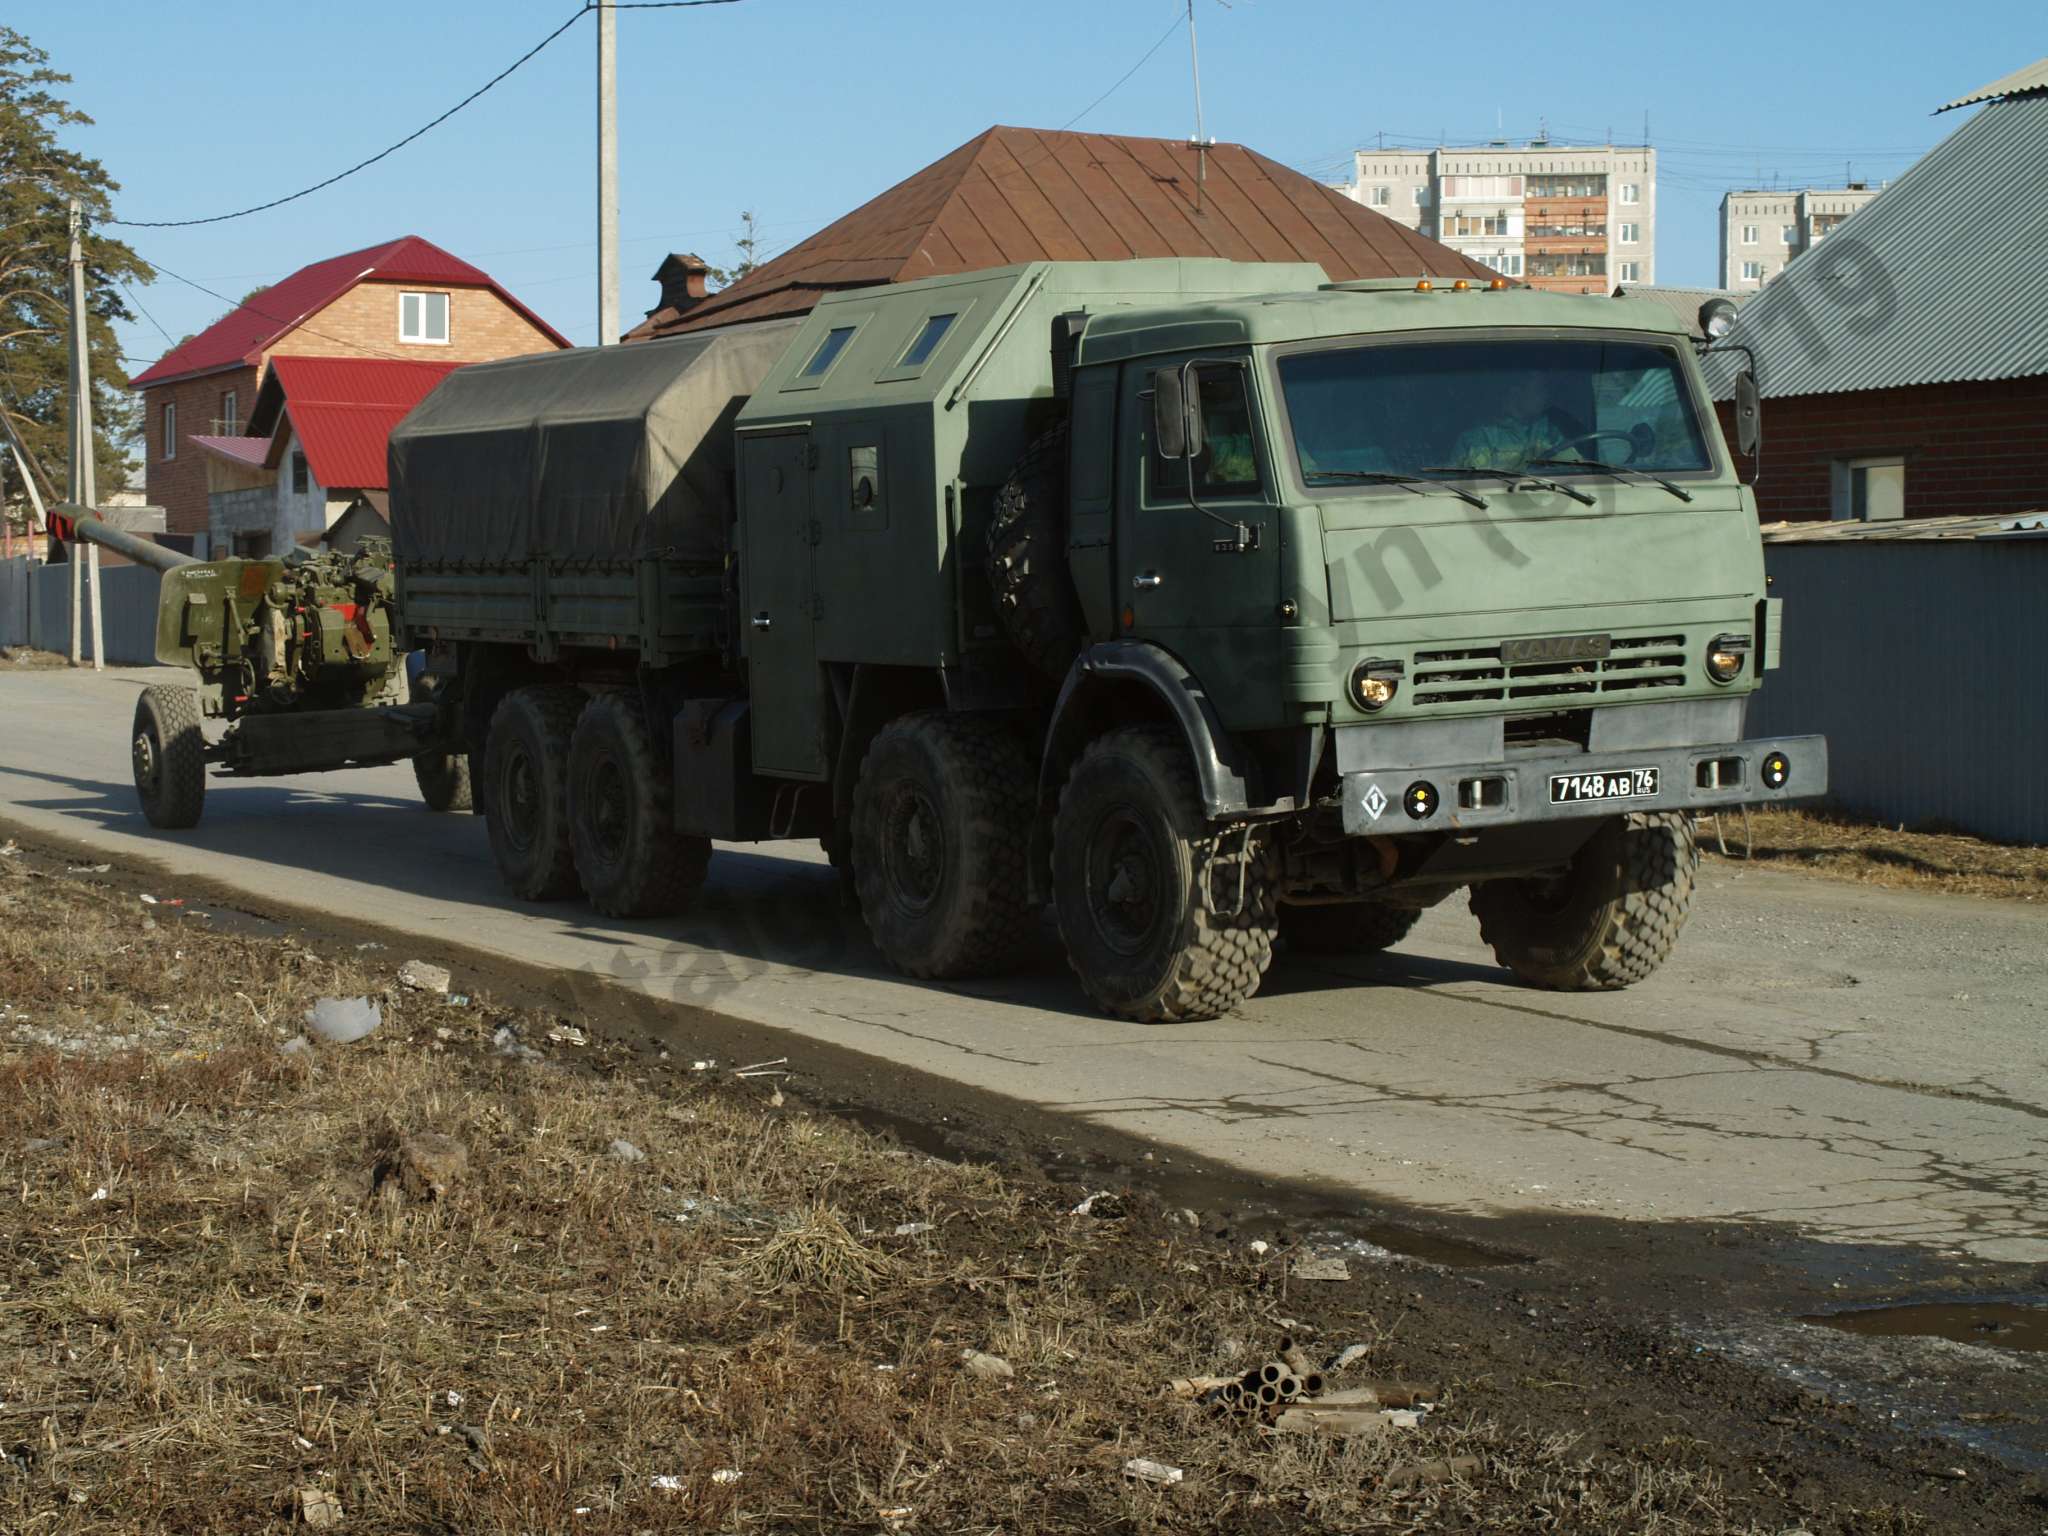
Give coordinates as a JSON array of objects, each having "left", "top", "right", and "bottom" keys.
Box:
[
  {"left": 627, "top": 126, "right": 1497, "bottom": 340},
  {"left": 1611, "top": 284, "right": 1748, "bottom": 338},
  {"left": 283, "top": 403, "right": 422, "bottom": 491},
  {"left": 130, "top": 236, "right": 568, "bottom": 388},
  {"left": 254, "top": 356, "right": 464, "bottom": 491},
  {"left": 1760, "top": 512, "right": 2048, "bottom": 543},
  {"left": 1708, "top": 88, "right": 2048, "bottom": 402},
  {"left": 1937, "top": 55, "right": 2048, "bottom": 112}
]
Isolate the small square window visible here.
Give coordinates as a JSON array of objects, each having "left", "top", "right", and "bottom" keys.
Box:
[
  {"left": 897, "top": 313, "right": 956, "bottom": 370},
  {"left": 1741, "top": 224, "right": 1759, "bottom": 245},
  {"left": 1618, "top": 222, "right": 1639, "bottom": 244},
  {"left": 292, "top": 452, "right": 309, "bottom": 495},
  {"left": 800, "top": 325, "right": 857, "bottom": 379},
  {"left": 1619, "top": 183, "right": 1640, "bottom": 205},
  {"left": 1371, "top": 185, "right": 1391, "bottom": 206},
  {"left": 1741, "top": 260, "right": 1765, "bottom": 281},
  {"left": 1618, "top": 260, "right": 1642, "bottom": 282},
  {"left": 1411, "top": 185, "right": 1427, "bottom": 206},
  {"left": 399, "top": 290, "right": 449, "bottom": 344},
  {"left": 1782, "top": 224, "right": 1797, "bottom": 245},
  {"left": 161, "top": 402, "right": 177, "bottom": 460}
]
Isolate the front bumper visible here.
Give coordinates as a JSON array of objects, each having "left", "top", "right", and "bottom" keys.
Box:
[{"left": 1339, "top": 734, "right": 1828, "bottom": 837}]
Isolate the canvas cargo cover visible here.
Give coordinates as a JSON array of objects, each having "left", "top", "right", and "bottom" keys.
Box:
[{"left": 389, "top": 317, "right": 802, "bottom": 566}]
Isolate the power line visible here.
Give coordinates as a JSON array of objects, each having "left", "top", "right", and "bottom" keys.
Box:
[
  {"left": 1061, "top": 13, "right": 1185, "bottom": 130},
  {"left": 104, "top": 2, "right": 747, "bottom": 231},
  {"left": 136, "top": 256, "right": 417, "bottom": 366},
  {"left": 118, "top": 281, "right": 178, "bottom": 350}
]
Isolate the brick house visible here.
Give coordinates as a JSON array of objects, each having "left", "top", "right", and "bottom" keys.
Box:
[
  {"left": 1708, "top": 58, "right": 2048, "bottom": 522},
  {"left": 129, "top": 236, "right": 568, "bottom": 547}
]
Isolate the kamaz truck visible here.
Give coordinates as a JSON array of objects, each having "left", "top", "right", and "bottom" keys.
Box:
[{"left": 110, "top": 257, "right": 1825, "bottom": 1022}]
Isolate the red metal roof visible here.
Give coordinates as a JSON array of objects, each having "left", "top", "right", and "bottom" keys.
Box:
[
  {"left": 188, "top": 434, "right": 271, "bottom": 469},
  {"left": 256, "top": 355, "right": 463, "bottom": 490},
  {"left": 628, "top": 126, "right": 1499, "bottom": 339},
  {"left": 130, "top": 235, "right": 568, "bottom": 388}
]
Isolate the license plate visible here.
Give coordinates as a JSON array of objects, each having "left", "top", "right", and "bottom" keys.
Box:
[{"left": 1549, "top": 766, "right": 1660, "bottom": 804}]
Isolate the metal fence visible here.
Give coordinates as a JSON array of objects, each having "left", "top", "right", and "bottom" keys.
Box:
[
  {"left": 0, "top": 556, "right": 163, "bottom": 665},
  {"left": 1748, "top": 536, "right": 2048, "bottom": 845}
]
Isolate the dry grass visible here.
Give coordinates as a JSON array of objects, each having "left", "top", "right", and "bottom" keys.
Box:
[
  {"left": 1700, "top": 806, "right": 2048, "bottom": 901},
  {"left": 0, "top": 857, "right": 1785, "bottom": 1533}
]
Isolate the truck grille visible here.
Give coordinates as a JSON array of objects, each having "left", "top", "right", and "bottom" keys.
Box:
[{"left": 1410, "top": 634, "right": 1689, "bottom": 707}]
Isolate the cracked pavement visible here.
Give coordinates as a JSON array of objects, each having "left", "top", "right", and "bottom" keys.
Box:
[{"left": 6, "top": 667, "right": 2044, "bottom": 1260}]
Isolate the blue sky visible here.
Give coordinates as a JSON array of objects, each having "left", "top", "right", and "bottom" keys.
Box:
[{"left": 16, "top": 0, "right": 2028, "bottom": 368}]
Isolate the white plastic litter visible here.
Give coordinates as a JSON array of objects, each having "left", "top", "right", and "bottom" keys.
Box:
[
  {"left": 1123, "top": 1458, "right": 1184, "bottom": 1486},
  {"left": 306, "top": 996, "right": 381, "bottom": 1044}
]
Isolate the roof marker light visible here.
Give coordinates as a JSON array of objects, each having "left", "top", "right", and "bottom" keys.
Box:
[
  {"left": 1452, "top": 279, "right": 1471, "bottom": 291},
  {"left": 1414, "top": 280, "right": 1434, "bottom": 292},
  {"left": 1487, "top": 277, "right": 1510, "bottom": 290}
]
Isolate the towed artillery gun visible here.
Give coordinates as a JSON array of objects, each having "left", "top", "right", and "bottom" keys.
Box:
[{"left": 56, "top": 510, "right": 467, "bottom": 828}]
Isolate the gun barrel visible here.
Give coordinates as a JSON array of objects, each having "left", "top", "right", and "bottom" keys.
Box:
[{"left": 53, "top": 504, "right": 196, "bottom": 572}]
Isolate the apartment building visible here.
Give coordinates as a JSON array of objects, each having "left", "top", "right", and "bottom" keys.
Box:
[
  {"left": 1339, "top": 142, "right": 1656, "bottom": 293},
  {"left": 1719, "top": 184, "right": 1883, "bottom": 290}
]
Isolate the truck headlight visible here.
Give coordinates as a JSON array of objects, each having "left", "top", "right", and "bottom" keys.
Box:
[
  {"left": 1704, "top": 634, "right": 1750, "bottom": 684},
  {"left": 1348, "top": 658, "right": 1404, "bottom": 712}
]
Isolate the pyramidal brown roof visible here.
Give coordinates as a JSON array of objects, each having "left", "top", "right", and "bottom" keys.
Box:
[{"left": 626, "top": 126, "right": 1496, "bottom": 339}]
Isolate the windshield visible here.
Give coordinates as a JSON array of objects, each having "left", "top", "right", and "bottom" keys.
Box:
[{"left": 1277, "top": 337, "right": 1713, "bottom": 482}]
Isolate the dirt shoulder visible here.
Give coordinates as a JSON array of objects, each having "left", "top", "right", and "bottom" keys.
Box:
[
  {"left": 2, "top": 844, "right": 2044, "bottom": 1532},
  {"left": 1702, "top": 806, "right": 2048, "bottom": 902}
]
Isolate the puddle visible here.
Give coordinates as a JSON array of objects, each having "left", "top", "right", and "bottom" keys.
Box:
[
  {"left": 177, "top": 904, "right": 292, "bottom": 939},
  {"left": 1800, "top": 1299, "right": 2048, "bottom": 1353}
]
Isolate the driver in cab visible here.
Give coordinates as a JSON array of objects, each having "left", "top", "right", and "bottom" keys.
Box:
[{"left": 1449, "top": 373, "right": 1583, "bottom": 472}]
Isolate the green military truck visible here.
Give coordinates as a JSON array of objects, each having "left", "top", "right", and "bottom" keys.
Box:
[{"left": 373, "top": 256, "right": 1823, "bottom": 1021}]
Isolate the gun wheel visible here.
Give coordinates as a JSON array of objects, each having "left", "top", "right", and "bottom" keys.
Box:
[
  {"left": 413, "top": 751, "right": 472, "bottom": 813},
  {"left": 483, "top": 686, "right": 586, "bottom": 901},
  {"left": 132, "top": 685, "right": 206, "bottom": 830}
]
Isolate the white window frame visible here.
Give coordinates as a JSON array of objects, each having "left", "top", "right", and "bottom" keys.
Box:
[
  {"left": 1618, "top": 221, "right": 1639, "bottom": 244},
  {"left": 161, "top": 401, "right": 176, "bottom": 460},
  {"left": 1617, "top": 260, "right": 1642, "bottom": 282},
  {"left": 1781, "top": 224, "right": 1797, "bottom": 245},
  {"left": 1411, "top": 185, "right": 1427, "bottom": 206},
  {"left": 1370, "top": 184, "right": 1391, "bottom": 207},
  {"left": 398, "top": 290, "right": 451, "bottom": 345},
  {"left": 1618, "top": 182, "right": 1640, "bottom": 205},
  {"left": 1741, "top": 260, "right": 1765, "bottom": 281},
  {"left": 220, "top": 389, "right": 237, "bottom": 434},
  {"left": 1741, "top": 224, "right": 1759, "bottom": 245},
  {"left": 1831, "top": 456, "right": 1905, "bottom": 521}
]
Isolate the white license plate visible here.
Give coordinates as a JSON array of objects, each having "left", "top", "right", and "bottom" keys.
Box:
[{"left": 1549, "top": 766, "right": 1660, "bottom": 804}]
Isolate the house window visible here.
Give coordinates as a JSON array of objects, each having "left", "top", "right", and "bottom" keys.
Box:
[
  {"left": 1741, "top": 260, "right": 1765, "bottom": 281},
  {"left": 220, "top": 389, "right": 238, "bottom": 434},
  {"left": 398, "top": 290, "right": 450, "bottom": 344},
  {"left": 1411, "top": 185, "right": 1427, "bottom": 206},
  {"left": 1371, "top": 185, "right": 1391, "bottom": 206},
  {"left": 1618, "top": 182, "right": 1640, "bottom": 204},
  {"left": 1741, "top": 224, "right": 1759, "bottom": 245},
  {"left": 292, "top": 452, "right": 309, "bottom": 495},
  {"left": 1832, "top": 457, "right": 1905, "bottom": 521},
  {"left": 1781, "top": 224, "right": 1797, "bottom": 245},
  {"left": 161, "top": 402, "right": 176, "bottom": 460},
  {"left": 1618, "top": 222, "right": 1639, "bottom": 243},
  {"left": 1617, "top": 260, "right": 1642, "bottom": 282}
]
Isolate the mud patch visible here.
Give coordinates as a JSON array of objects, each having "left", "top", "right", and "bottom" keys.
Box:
[{"left": 1802, "top": 1298, "right": 2048, "bottom": 1354}]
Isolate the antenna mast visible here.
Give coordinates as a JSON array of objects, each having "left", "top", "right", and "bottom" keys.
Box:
[{"left": 1186, "top": 1, "right": 1211, "bottom": 214}]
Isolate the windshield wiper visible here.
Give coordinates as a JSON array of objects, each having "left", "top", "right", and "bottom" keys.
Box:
[
  {"left": 1303, "top": 469, "right": 1487, "bottom": 510},
  {"left": 1529, "top": 457, "right": 1693, "bottom": 503},
  {"left": 1423, "top": 465, "right": 1596, "bottom": 506}
]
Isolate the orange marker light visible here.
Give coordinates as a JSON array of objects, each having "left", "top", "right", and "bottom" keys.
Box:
[
  {"left": 1487, "top": 277, "right": 1510, "bottom": 290},
  {"left": 1414, "top": 279, "right": 1433, "bottom": 292},
  {"left": 1121, "top": 605, "right": 1136, "bottom": 630},
  {"left": 1452, "top": 279, "right": 1470, "bottom": 291}
]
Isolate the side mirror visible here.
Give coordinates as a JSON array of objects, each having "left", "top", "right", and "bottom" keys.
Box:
[
  {"left": 1150, "top": 367, "right": 1203, "bottom": 460},
  {"left": 1733, "top": 366, "right": 1761, "bottom": 458}
]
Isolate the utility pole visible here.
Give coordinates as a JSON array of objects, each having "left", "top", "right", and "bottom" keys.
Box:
[
  {"left": 1185, "top": 0, "right": 1211, "bottom": 215},
  {"left": 66, "top": 198, "right": 102, "bottom": 671},
  {"left": 597, "top": 1, "right": 619, "bottom": 346}
]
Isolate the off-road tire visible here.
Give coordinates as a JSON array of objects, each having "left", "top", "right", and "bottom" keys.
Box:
[
  {"left": 483, "top": 686, "right": 586, "bottom": 902},
  {"left": 132, "top": 685, "right": 206, "bottom": 830},
  {"left": 1052, "top": 725, "right": 1277, "bottom": 1022},
  {"left": 412, "top": 751, "right": 472, "bottom": 813},
  {"left": 986, "top": 421, "right": 1087, "bottom": 684},
  {"left": 1469, "top": 812, "right": 1698, "bottom": 990},
  {"left": 851, "top": 711, "right": 1035, "bottom": 978},
  {"left": 1279, "top": 899, "right": 1421, "bottom": 955},
  {"left": 568, "top": 692, "right": 711, "bottom": 918}
]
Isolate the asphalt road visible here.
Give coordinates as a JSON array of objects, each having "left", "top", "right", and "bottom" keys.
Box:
[{"left": 5, "top": 664, "right": 2045, "bottom": 1264}]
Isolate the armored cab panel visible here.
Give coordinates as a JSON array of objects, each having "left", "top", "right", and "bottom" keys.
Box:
[
  {"left": 731, "top": 260, "right": 1328, "bottom": 746},
  {"left": 389, "top": 317, "right": 802, "bottom": 660}
]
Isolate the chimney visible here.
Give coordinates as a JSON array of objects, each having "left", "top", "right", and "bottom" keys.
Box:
[{"left": 650, "top": 252, "right": 712, "bottom": 317}]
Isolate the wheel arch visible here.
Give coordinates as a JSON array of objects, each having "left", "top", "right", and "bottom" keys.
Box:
[{"left": 1039, "top": 641, "right": 1251, "bottom": 823}]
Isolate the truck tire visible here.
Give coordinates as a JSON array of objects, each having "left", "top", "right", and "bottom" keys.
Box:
[
  {"left": 568, "top": 692, "right": 711, "bottom": 918},
  {"left": 1469, "top": 812, "right": 1698, "bottom": 990},
  {"left": 483, "top": 686, "right": 585, "bottom": 902},
  {"left": 986, "top": 420, "right": 1087, "bottom": 684},
  {"left": 851, "top": 711, "right": 1034, "bottom": 978},
  {"left": 1278, "top": 899, "right": 1420, "bottom": 956},
  {"left": 1051, "top": 725, "right": 1277, "bottom": 1022},
  {"left": 132, "top": 685, "right": 206, "bottom": 830},
  {"left": 412, "top": 751, "right": 472, "bottom": 813}
]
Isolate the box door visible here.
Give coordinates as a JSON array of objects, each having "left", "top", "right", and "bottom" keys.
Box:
[{"left": 739, "top": 430, "right": 826, "bottom": 778}]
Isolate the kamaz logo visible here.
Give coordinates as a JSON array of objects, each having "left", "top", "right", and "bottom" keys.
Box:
[{"left": 1501, "top": 633, "right": 1611, "bottom": 665}]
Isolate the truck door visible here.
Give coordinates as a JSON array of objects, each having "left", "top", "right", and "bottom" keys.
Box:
[
  {"left": 738, "top": 429, "right": 826, "bottom": 779},
  {"left": 1116, "top": 357, "right": 1281, "bottom": 682}
]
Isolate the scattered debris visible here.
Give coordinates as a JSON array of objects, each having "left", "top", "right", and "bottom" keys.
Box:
[
  {"left": 1249, "top": 1240, "right": 1270, "bottom": 1256},
  {"left": 732, "top": 1056, "right": 789, "bottom": 1078},
  {"left": 878, "top": 1505, "right": 914, "bottom": 1527},
  {"left": 690, "top": 1058, "right": 716, "bottom": 1072},
  {"left": 892, "top": 1221, "right": 935, "bottom": 1236},
  {"left": 447, "top": 993, "right": 471, "bottom": 1008},
  {"left": 493, "top": 1026, "right": 541, "bottom": 1062},
  {"left": 961, "top": 1350, "right": 1014, "bottom": 1380},
  {"left": 66, "top": 863, "right": 110, "bottom": 874},
  {"left": 305, "top": 996, "right": 381, "bottom": 1044},
  {"left": 138, "top": 893, "right": 157, "bottom": 905},
  {"left": 398, "top": 960, "right": 451, "bottom": 995},
  {"left": 1290, "top": 1253, "right": 1351, "bottom": 1282},
  {"left": 1122, "top": 1457, "right": 1184, "bottom": 1486},
  {"left": 608, "top": 1138, "right": 646, "bottom": 1163},
  {"left": 0, "top": 840, "right": 17, "bottom": 856},
  {"left": 710, "top": 1468, "right": 742, "bottom": 1485},
  {"left": 445, "top": 1390, "right": 463, "bottom": 1409},
  {"left": 1327, "top": 1342, "right": 1372, "bottom": 1373},
  {"left": 295, "top": 1487, "right": 343, "bottom": 1528},
  {"left": 1070, "top": 1190, "right": 1121, "bottom": 1217},
  {"left": 546, "top": 1024, "right": 588, "bottom": 1047},
  {"left": 650, "top": 1475, "right": 684, "bottom": 1493},
  {"left": 279, "top": 1036, "right": 313, "bottom": 1057}
]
